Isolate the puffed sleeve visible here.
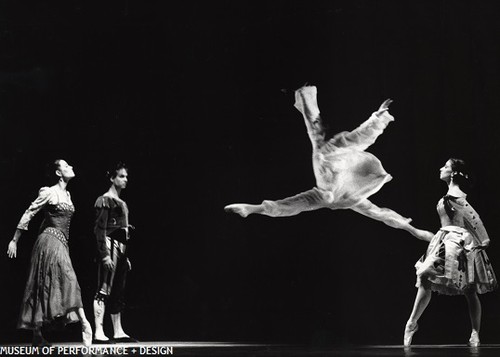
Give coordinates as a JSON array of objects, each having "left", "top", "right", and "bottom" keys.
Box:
[
  {"left": 330, "top": 110, "right": 394, "bottom": 152},
  {"left": 17, "top": 187, "right": 53, "bottom": 231},
  {"left": 94, "top": 196, "right": 111, "bottom": 260},
  {"left": 454, "top": 198, "right": 490, "bottom": 249}
]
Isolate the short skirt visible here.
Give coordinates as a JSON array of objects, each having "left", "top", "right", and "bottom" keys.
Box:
[{"left": 415, "top": 226, "right": 497, "bottom": 295}]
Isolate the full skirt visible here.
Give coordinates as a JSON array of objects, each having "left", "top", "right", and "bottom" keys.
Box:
[
  {"left": 415, "top": 227, "right": 497, "bottom": 295},
  {"left": 18, "top": 230, "right": 82, "bottom": 329}
]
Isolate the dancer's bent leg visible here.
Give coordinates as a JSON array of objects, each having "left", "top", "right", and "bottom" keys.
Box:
[{"left": 404, "top": 283, "right": 432, "bottom": 346}]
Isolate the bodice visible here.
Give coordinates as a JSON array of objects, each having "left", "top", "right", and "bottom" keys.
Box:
[
  {"left": 437, "top": 195, "right": 469, "bottom": 228},
  {"left": 436, "top": 194, "right": 491, "bottom": 249},
  {"left": 40, "top": 202, "right": 75, "bottom": 239}
]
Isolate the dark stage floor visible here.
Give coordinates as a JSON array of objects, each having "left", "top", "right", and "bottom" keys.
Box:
[{"left": 1, "top": 342, "right": 498, "bottom": 357}]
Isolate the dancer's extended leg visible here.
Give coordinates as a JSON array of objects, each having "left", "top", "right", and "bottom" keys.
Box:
[
  {"left": 350, "top": 199, "right": 412, "bottom": 229},
  {"left": 225, "top": 188, "right": 331, "bottom": 217}
]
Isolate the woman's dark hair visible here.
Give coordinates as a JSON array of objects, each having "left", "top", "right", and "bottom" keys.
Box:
[
  {"left": 449, "top": 157, "right": 471, "bottom": 190},
  {"left": 106, "top": 162, "right": 128, "bottom": 180},
  {"left": 45, "top": 159, "right": 63, "bottom": 185}
]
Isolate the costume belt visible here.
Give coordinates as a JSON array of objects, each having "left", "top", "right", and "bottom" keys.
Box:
[
  {"left": 43, "top": 227, "right": 68, "bottom": 246},
  {"left": 440, "top": 225, "right": 467, "bottom": 234}
]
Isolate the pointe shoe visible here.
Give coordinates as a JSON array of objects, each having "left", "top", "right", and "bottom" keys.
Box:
[
  {"left": 82, "top": 322, "right": 93, "bottom": 346},
  {"left": 403, "top": 322, "right": 419, "bottom": 347},
  {"left": 468, "top": 330, "right": 480, "bottom": 347}
]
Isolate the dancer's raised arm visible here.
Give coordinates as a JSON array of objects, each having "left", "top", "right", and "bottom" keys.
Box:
[{"left": 328, "top": 99, "right": 395, "bottom": 152}]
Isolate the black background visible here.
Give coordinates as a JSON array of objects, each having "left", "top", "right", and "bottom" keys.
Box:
[{"left": 1, "top": 0, "right": 500, "bottom": 347}]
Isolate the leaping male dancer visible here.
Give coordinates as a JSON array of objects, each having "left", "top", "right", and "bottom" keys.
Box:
[{"left": 225, "top": 85, "right": 412, "bottom": 231}]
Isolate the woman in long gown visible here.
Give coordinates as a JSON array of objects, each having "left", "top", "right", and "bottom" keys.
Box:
[
  {"left": 225, "top": 85, "right": 411, "bottom": 229},
  {"left": 403, "top": 158, "right": 497, "bottom": 347},
  {"left": 7, "top": 159, "right": 92, "bottom": 346}
]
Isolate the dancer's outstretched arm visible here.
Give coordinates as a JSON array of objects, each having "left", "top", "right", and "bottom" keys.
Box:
[
  {"left": 327, "top": 99, "right": 395, "bottom": 152},
  {"left": 225, "top": 187, "right": 332, "bottom": 218},
  {"left": 293, "top": 85, "right": 326, "bottom": 149}
]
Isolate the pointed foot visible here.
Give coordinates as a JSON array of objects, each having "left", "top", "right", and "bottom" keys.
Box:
[{"left": 403, "top": 322, "right": 418, "bottom": 347}]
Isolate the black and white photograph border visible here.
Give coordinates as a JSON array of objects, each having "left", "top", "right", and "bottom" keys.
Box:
[{"left": 2, "top": 1, "right": 500, "bottom": 356}]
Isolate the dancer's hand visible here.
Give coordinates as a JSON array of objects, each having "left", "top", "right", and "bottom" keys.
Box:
[
  {"left": 294, "top": 85, "right": 319, "bottom": 118},
  {"left": 103, "top": 255, "right": 115, "bottom": 270},
  {"left": 127, "top": 258, "right": 132, "bottom": 271},
  {"left": 374, "top": 99, "right": 394, "bottom": 124},
  {"left": 376, "top": 99, "right": 393, "bottom": 115},
  {"left": 7, "top": 240, "right": 17, "bottom": 258}
]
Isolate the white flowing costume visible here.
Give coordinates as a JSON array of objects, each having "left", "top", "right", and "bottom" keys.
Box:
[{"left": 257, "top": 86, "right": 410, "bottom": 229}]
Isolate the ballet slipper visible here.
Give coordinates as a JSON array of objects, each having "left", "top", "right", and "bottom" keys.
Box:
[
  {"left": 403, "top": 322, "right": 418, "bottom": 347},
  {"left": 468, "top": 330, "right": 480, "bottom": 347}
]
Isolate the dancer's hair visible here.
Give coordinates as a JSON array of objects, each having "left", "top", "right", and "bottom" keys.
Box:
[
  {"left": 449, "top": 158, "right": 470, "bottom": 191},
  {"left": 106, "top": 162, "right": 128, "bottom": 180},
  {"left": 45, "top": 159, "right": 63, "bottom": 185}
]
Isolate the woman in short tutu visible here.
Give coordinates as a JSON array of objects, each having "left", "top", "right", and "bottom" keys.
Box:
[
  {"left": 7, "top": 159, "right": 92, "bottom": 346},
  {"left": 225, "top": 85, "right": 412, "bottom": 230},
  {"left": 403, "top": 158, "right": 497, "bottom": 347}
]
